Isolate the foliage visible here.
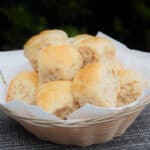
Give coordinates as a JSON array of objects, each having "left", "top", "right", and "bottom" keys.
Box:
[{"left": 0, "top": 0, "right": 149, "bottom": 51}]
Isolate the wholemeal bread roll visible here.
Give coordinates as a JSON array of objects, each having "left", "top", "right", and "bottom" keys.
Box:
[
  {"left": 72, "top": 63, "right": 119, "bottom": 107},
  {"left": 38, "top": 45, "right": 83, "bottom": 83},
  {"left": 7, "top": 71, "right": 38, "bottom": 104},
  {"left": 70, "top": 34, "right": 93, "bottom": 46},
  {"left": 54, "top": 102, "right": 79, "bottom": 119},
  {"left": 24, "top": 29, "right": 69, "bottom": 71},
  {"left": 74, "top": 36, "right": 116, "bottom": 65},
  {"left": 117, "top": 69, "right": 147, "bottom": 106},
  {"left": 35, "top": 81, "right": 74, "bottom": 119}
]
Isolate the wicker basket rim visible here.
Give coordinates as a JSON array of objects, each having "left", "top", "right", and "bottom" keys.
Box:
[{"left": 1, "top": 100, "right": 149, "bottom": 127}]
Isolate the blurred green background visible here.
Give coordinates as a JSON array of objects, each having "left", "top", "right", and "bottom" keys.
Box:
[{"left": 0, "top": 0, "right": 150, "bottom": 51}]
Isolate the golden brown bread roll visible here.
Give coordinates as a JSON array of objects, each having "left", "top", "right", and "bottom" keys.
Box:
[
  {"left": 38, "top": 45, "right": 83, "bottom": 83},
  {"left": 117, "top": 69, "right": 147, "bottom": 106},
  {"left": 72, "top": 63, "right": 119, "bottom": 107},
  {"left": 24, "top": 29, "right": 69, "bottom": 71},
  {"left": 74, "top": 36, "right": 116, "bottom": 65},
  {"left": 70, "top": 34, "right": 93, "bottom": 47},
  {"left": 35, "top": 81, "right": 75, "bottom": 119},
  {"left": 54, "top": 102, "right": 80, "bottom": 119},
  {"left": 7, "top": 71, "right": 38, "bottom": 104}
]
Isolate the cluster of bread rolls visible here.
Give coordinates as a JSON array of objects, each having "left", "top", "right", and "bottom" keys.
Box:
[{"left": 7, "top": 29, "right": 147, "bottom": 119}]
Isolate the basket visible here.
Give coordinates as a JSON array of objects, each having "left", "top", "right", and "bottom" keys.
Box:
[
  {"left": 0, "top": 104, "right": 146, "bottom": 147},
  {"left": 0, "top": 49, "right": 150, "bottom": 146}
]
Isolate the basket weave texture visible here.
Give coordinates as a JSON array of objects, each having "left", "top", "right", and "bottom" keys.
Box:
[{"left": 0, "top": 105, "right": 145, "bottom": 146}]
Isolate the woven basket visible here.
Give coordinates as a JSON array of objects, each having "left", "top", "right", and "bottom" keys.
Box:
[{"left": 0, "top": 104, "right": 146, "bottom": 146}]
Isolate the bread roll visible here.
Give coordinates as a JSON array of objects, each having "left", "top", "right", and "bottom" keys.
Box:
[
  {"left": 54, "top": 102, "right": 80, "bottom": 119},
  {"left": 70, "top": 34, "right": 93, "bottom": 46},
  {"left": 35, "top": 81, "right": 74, "bottom": 119},
  {"left": 72, "top": 63, "right": 118, "bottom": 107},
  {"left": 117, "top": 69, "right": 147, "bottom": 106},
  {"left": 7, "top": 71, "right": 38, "bottom": 104},
  {"left": 74, "top": 36, "right": 116, "bottom": 65},
  {"left": 38, "top": 45, "right": 83, "bottom": 83},
  {"left": 24, "top": 29, "right": 69, "bottom": 71}
]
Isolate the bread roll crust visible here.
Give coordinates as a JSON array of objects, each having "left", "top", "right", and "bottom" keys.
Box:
[
  {"left": 7, "top": 71, "right": 38, "bottom": 104},
  {"left": 24, "top": 29, "right": 69, "bottom": 71},
  {"left": 117, "top": 69, "right": 146, "bottom": 106},
  {"left": 35, "top": 81, "right": 74, "bottom": 115},
  {"left": 38, "top": 45, "right": 83, "bottom": 83},
  {"left": 74, "top": 36, "right": 116, "bottom": 65},
  {"left": 72, "top": 63, "right": 118, "bottom": 107},
  {"left": 71, "top": 34, "right": 93, "bottom": 46}
]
